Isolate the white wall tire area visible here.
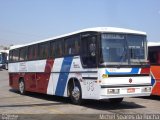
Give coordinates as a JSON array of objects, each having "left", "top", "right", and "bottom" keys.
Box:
[
  {"left": 19, "top": 79, "right": 26, "bottom": 95},
  {"left": 108, "top": 98, "right": 123, "bottom": 104},
  {"left": 68, "top": 80, "right": 82, "bottom": 105}
]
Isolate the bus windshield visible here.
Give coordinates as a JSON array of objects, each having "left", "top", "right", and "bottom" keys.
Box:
[{"left": 100, "top": 33, "right": 147, "bottom": 66}]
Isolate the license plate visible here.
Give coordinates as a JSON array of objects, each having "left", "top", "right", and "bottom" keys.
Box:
[{"left": 127, "top": 88, "right": 135, "bottom": 93}]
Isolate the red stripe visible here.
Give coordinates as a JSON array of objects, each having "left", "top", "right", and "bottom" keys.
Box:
[
  {"left": 45, "top": 59, "right": 54, "bottom": 73},
  {"left": 140, "top": 67, "right": 150, "bottom": 74},
  {"left": 36, "top": 59, "right": 54, "bottom": 93}
]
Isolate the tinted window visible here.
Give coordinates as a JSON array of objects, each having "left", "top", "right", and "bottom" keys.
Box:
[
  {"left": 148, "top": 47, "right": 160, "bottom": 65},
  {"left": 19, "top": 47, "right": 27, "bottom": 61},
  {"left": 12, "top": 49, "right": 19, "bottom": 62},
  {"left": 9, "top": 51, "right": 13, "bottom": 62},
  {"left": 39, "top": 42, "right": 49, "bottom": 59},
  {"left": 55, "top": 39, "right": 63, "bottom": 58},
  {"left": 65, "top": 36, "right": 80, "bottom": 56},
  {"left": 28, "top": 45, "right": 38, "bottom": 60},
  {"left": 50, "top": 41, "right": 56, "bottom": 58}
]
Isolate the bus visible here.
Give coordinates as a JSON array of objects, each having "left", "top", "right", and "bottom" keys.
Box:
[
  {"left": 0, "top": 50, "right": 9, "bottom": 70},
  {"left": 8, "top": 27, "right": 152, "bottom": 104},
  {"left": 148, "top": 42, "right": 160, "bottom": 96}
]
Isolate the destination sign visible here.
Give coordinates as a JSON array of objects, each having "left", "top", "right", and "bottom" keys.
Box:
[{"left": 102, "top": 34, "right": 125, "bottom": 39}]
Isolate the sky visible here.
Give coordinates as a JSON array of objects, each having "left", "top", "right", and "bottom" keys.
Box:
[{"left": 0, "top": 0, "right": 160, "bottom": 46}]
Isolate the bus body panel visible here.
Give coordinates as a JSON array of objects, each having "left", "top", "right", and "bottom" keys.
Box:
[
  {"left": 150, "top": 66, "right": 160, "bottom": 96},
  {"left": 9, "top": 56, "right": 151, "bottom": 100}
]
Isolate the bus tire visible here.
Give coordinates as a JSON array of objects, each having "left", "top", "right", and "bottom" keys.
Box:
[
  {"left": 68, "top": 80, "right": 82, "bottom": 105},
  {"left": 19, "top": 79, "right": 26, "bottom": 95},
  {"left": 109, "top": 98, "right": 123, "bottom": 104}
]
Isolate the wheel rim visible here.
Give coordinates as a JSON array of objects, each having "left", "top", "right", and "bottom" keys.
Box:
[
  {"left": 19, "top": 81, "right": 24, "bottom": 93},
  {"left": 72, "top": 86, "right": 80, "bottom": 100}
]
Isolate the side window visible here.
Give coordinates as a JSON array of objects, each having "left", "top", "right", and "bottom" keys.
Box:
[
  {"left": 65, "top": 36, "right": 80, "bottom": 56},
  {"left": 19, "top": 47, "right": 27, "bottom": 61},
  {"left": 28, "top": 45, "right": 38, "bottom": 60},
  {"left": 39, "top": 42, "right": 49, "bottom": 59},
  {"left": 50, "top": 41, "right": 56, "bottom": 58},
  {"left": 148, "top": 50, "right": 160, "bottom": 65},
  {"left": 81, "top": 35, "right": 97, "bottom": 68},
  {"left": 55, "top": 39, "right": 63, "bottom": 58},
  {"left": 12, "top": 49, "right": 19, "bottom": 62},
  {"left": 9, "top": 51, "right": 13, "bottom": 62}
]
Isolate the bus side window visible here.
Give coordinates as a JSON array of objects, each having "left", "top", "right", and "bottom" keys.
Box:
[
  {"left": 28, "top": 45, "right": 38, "bottom": 60},
  {"left": 12, "top": 49, "right": 19, "bottom": 62},
  {"left": 55, "top": 39, "right": 63, "bottom": 58},
  {"left": 157, "top": 52, "right": 160, "bottom": 64},
  {"left": 81, "top": 36, "right": 97, "bottom": 68},
  {"left": 9, "top": 51, "right": 13, "bottom": 62},
  {"left": 50, "top": 41, "right": 56, "bottom": 58},
  {"left": 65, "top": 35, "right": 80, "bottom": 56},
  {"left": 39, "top": 42, "right": 49, "bottom": 59},
  {"left": 19, "top": 47, "right": 27, "bottom": 61},
  {"left": 149, "top": 51, "right": 159, "bottom": 65}
]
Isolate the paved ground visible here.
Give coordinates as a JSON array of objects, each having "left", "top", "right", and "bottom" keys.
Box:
[{"left": 0, "top": 69, "right": 160, "bottom": 120}]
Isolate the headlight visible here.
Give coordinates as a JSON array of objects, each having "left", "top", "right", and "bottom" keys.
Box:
[{"left": 141, "top": 87, "right": 152, "bottom": 92}]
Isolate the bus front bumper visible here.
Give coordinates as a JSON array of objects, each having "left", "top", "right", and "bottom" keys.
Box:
[{"left": 99, "top": 85, "right": 152, "bottom": 99}]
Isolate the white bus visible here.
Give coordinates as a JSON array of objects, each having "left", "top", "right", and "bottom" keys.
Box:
[{"left": 8, "top": 27, "right": 152, "bottom": 104}]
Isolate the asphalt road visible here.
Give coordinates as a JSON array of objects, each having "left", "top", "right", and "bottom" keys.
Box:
[{"left": 0, "top": 69, "right": 160, "bottom": 120}]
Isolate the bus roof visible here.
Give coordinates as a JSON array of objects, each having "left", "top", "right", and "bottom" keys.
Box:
[
  {"left": 10, "top": 27, "right": 146, "bottom": 50},
  {"left": 0, "top": 50, "right": 9, "bottom": 54},
  {"left": 148, "top": 42, "right": 160, "bottom": 47}
]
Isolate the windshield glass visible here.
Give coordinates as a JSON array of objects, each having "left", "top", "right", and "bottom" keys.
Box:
[
  {"left": 127, "top": 35, "right": 146, "bottom": 61},
  {"left": 100, "top": 33, "right": 147, "bottom": 66},
  {"left": 100, "top": 34, "right": 127, "bottom": 65}
]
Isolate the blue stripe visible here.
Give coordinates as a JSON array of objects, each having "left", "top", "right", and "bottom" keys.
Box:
[
  {"left": 55, "top": 57, "right": 73, "bottom": 96},
  {"left": 106, "top": 68, "right": 139, "bottom": 75},
  {"left": 151, "top": 76, "right": 155, "bottom": 86}
]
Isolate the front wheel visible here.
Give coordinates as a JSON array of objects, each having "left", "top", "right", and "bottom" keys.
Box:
[
  {"left": 109, "top": 98, "right": 123, "bottom": 104},
  {"left": 19, "top": 79, "right": 26, "bottom": 94},
  {"left": 69, "top": 81, "right": 82, "bottom": 105}
]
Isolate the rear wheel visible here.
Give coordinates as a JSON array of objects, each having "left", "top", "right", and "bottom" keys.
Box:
[
  {"left": 109, "top": 98, "right": 123, "bottom": 104},
  {"left": 19, "top": 79, "right": 25, "bottom": 94},
  {"left": 69, "top": 80, "right": 82, "bottom": 105}
]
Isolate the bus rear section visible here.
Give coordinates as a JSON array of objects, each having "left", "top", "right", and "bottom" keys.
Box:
[{"left": 148, "top": 42, "right": 160, "bottom": 96}]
